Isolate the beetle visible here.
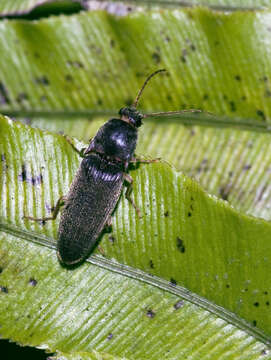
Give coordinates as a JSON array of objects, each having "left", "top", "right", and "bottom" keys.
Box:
[{"left": 24, "top": 69, "right": 203, "bottom": 266}]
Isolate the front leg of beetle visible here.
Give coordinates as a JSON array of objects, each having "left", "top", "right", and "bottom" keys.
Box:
[
  {"left": 64, "top": 135, "right": 90, "bottom": 158},
  {"left": 23, "top": 195, "right": 66, "bottom": 222},
  {"left": 123, "top": 173, "right": 141, "bottom": 218}
]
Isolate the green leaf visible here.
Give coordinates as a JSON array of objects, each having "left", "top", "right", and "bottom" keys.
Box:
[
  {"left": 0, "top": 0, "right": 271, "bottom": 17},
  {"left": 1, "top": 115, "right": 271, "bottom": 358},
  {"left": 1, "top": 9, "right": 271, "bottom": 118},
  {"left": 2, "top": 8, "right": 271, "bottom": 220},
  {"left": 50, "top": 350, "right": 126, "bottom": 360}
]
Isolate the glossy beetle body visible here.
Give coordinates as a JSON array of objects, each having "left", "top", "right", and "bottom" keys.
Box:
[{"left": 57, "top": 109, "right": 143, "bottom": 265}]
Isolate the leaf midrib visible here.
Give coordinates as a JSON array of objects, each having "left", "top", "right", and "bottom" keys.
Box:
[{"left": 3, "top": 110, "right": 271, "bottom": 135}]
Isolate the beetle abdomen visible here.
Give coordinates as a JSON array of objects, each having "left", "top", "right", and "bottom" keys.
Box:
[{"left": 57, "top": 154, "right": 123, "bottom": 265}]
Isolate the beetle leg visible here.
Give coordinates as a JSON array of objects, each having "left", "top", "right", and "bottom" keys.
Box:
[
  {"left": 23, "top": 196, "right": 66, "bottom": 222},
  {"left": 130, "top": 156, "right": 161, "bottom": 164},
  {"left": 64, "top": 135, "right": 88, "bottom": 158},
  {"left": 97, "top": 245, "right": 106, "bottom": 257},
  {"left": 104, "top": 215, "right": 112, "bottom": 232},
  {"left": 123, "top": 173, "right": 142, "bottom": 218}
]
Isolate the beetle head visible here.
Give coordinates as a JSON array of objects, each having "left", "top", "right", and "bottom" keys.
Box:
[{"left": 119, "top": 107, "right": 143, "bottom": 128}]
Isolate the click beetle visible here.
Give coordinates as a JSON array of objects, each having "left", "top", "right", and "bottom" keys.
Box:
[{"left": 25, "top": 69, "right": 203, "bottom": 266}]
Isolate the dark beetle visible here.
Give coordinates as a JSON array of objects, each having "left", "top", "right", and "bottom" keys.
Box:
[
  {"left": 25, "top": 69, "right": 203, "bottom": 266},
  {"left": 57, "top": 108, "right": 143, "bottom": 265}
]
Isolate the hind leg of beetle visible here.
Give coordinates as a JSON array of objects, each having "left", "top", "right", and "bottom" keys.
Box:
[
  {"left": 23, "top": 196, "right": 66, "bottom": 222},
  {"left": 97, "top": 216, "right": 113, "bottom": 256},
  {"left": 64, "top": 135, "right": 89, "bottom": 158},
  {"left": 124, "top": 174, "right": 142, "bottom": 218},
  {"left": 104, "top": 216, "right": 112, "bottom": 232}
]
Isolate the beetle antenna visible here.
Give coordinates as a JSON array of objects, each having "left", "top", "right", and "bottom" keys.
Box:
[
  {"left": 143, "top": 109, "right": 214, "bottom": 118},
  {"left": 133, "top": 69, "right": 166, "bottom": 108}
]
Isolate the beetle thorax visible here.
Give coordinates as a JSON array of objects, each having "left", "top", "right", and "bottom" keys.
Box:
[{"left": 87, "top": 119, "right": 138, "bottom": 163}]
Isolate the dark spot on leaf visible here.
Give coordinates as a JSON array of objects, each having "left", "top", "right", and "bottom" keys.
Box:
[
  {"left": 266, "top": 301, "right": 270, "bottom": 306},
  {"left": 167, "top": 94, "right": 172, "bottom": 102},
  {"left": 261, "top": 76, "right": 268, "bottom": 82},
  {"left": 264, "top": 291, "right": 268, "bottom": 295},
  {"left": 203, "top": 94, "right": 209, "bottom": 101},
  {"left": 245, "top": 288, "right": 248, "bottom": 292},
  {"left": 108, "top": 235, "right": 115, "bottom": 244},
  {"left": 241, "top": 95, "right": 247, "bottom": 101},
  {"left": 164, "top": 211, "right": 169, "bottom": 217},
  {"left": 261, "top": 349, "right": 269, "bottom": 356},
  {"left": 219, "top": 185, "right": 231, "bottom": 201},
  {"left": 191, "top": 196, "right": 194, "bottom": 201},
  {"left": 152, "top": 52, "right": 161, "bottom": 64},
  {"left": 110, "top": 39, "right": 115, "bottom": 47},
  {"left": 235, "top": 75, "right": 241, "bottom": 81},
  {"left": 257, "top": 110, "right": 266, "bottom": 120},
  {"left": 18, "top": 164, "right": 27, "bottom": 182},
  {"left": 243, "top": 164, "right": 251, "bottom": 171},
  {"left": 67, "top": 60, "right": 84, "bottom": 68},
  {"left": 190, "top": 44, "right": 196, "bottom": 51},
  {"left": 31, "top": 174, "right": 43, "bottom": 186},
  {"left": 46, "top": 203, "right": 54, "bottom": 213},
  {"left": 29, "top": 278, "right": 37, "bottom": 286},
  {"left": 19, "top": 165, "right": 43, "bottom": 186},
  {"left": 146, "top": 309, "right": 155, "bottom": 318},
  {"left": 174, "top": 300, "right": 184, "bottom": 310},
  {"left": 149, "top": 259, "right": 154, "bottom": 269},
  {"left": 226, "top": 284, "right": 230, "bottom": 288},
  {"left": 107, "top": 333, "right": 113, "bottom": 340},
  {"left": 34, "top": 52, "right": 40, "bottom": 58},
  {"left": 0, "top": 82, "right": 10, "bottom": 104},
  {"left": 40, "top": 95, "right": 47, "bottom": 102},
  {"left": 254, "top": 302, "right": 259, "bottom": 307},
  {"left": 229, "top": 101, "right": 236, "bottom": 112},
  {"left": 0, "top": 267, "right": 3, "bottom": 274},
  {"left": 16, "top": 92, "right": 28, "bottom": 103},
  {"left": 35, "top": 76, "right": 50, "bottom": 86},
  {"left": 124, "top": 98, "right": 133, "bottom": 106},
  {"left": 0, "top": 286, "right": 8, "bottom": 293},
  {"left": 65, "top": 74, "right": 73, "bottom": 82},
  {"left": 176, "top": 237, "right": 185, "bottom": 253},
  {"left": 188, "top": 212, "right": 192, "bottom": 217},
  {"left": 97, "top": 98, "right": 103, "bottom": 106},
  {"left": 252, "top": 320, "right": 257, "bottom": 326},
  {"left": 170, "top": 278, "right": 177, "bottom": 286}
]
